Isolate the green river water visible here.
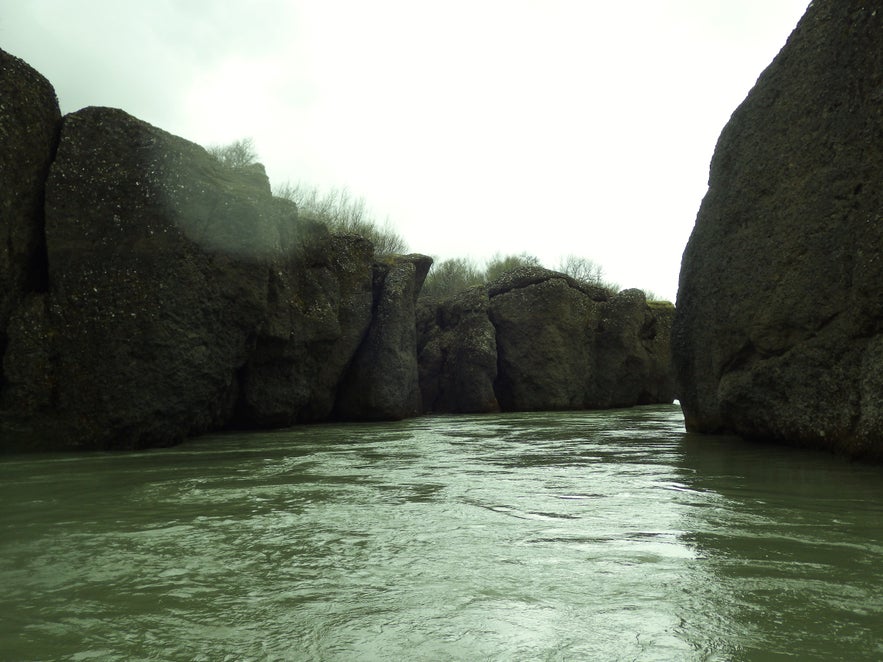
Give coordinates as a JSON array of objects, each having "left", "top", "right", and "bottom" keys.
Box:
[{"left": 1, "top": 405, "right": 881, "bottom": 661}]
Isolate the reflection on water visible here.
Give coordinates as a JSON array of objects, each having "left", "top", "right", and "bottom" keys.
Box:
[
  {"left": 1, "top": 406, "right": 881, "bottom": 660},
  {"left": 677, "top": 434, "right": 883, "bottom": 660}
]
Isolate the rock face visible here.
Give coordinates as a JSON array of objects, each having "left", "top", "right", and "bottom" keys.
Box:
[
  {"left": 0, "top": 50, "right": 59, "bottom": 363},
  {"left": 417, "top": 285, "right": 500, "bottom": 413},
  {"left": 335, "top": 254, "right": 432, "bottom": 420},
  {"left": 1, "top": 46, "right": 676, "bottom": 452},
  {"left": 0, "top": 104, "right": 382, "bottom": 450},
  {"left": 418, "top": 267, "right": 676, "bottom": 413},
  {"left": 490, "top": 270, "right": 604, "bottom": 410},
  {"left": 234, "top": 231, "right": 375, "bottom": 428},
  {"left": 673, "top": 2, "right": 883, "bottom": 459},
  {"left": 595, "top": 290, "right": 676, "bottom": 409},
  {"left": 0, "top": 86, "right": 428, "bottom": 450}
]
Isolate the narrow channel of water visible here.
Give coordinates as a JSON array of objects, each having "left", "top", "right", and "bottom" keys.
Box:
[{"left": 1, "top": 405, "right": 881, "bottom": 660}]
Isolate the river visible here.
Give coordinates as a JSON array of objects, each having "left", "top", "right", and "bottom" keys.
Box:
[{"left": 1, "top": 405, "right": 881, "bottom": 661}]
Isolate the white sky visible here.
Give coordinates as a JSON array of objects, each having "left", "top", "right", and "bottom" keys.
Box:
[{"left": 3, "top": 0, "right": 810, "bottom": 301}]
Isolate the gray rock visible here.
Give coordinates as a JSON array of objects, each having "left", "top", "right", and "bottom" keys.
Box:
[
  {"left": 595, "top": 290, "right": 676, "bottom": 407},
  {"left": 335, "top": 254, "right": 432, "bottom": 420},
  {"left": 1, "top": 106, "right": 376, "bottom": 450},
  {"left": 0, "top": 48, "right": 59, "bottom": 375},
  {"left": 233, "top": 231, "right": 375, "bottom": 427},
  {"left": 417, "top": 285, "right": 499, "bottom": 413},
  {"left": 0, "top": 46, "right": 678, "bottom": 451},
  {"left": 673, "top": 1, "right": 883, "bottom": 459},
  {"left": 418, "top": 267, "right": 675, "bottom": 413},
  {"left": 490, "top": 271, "right": 600, "bottom": 410}
]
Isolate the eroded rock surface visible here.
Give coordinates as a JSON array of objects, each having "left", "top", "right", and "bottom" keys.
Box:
[
  {"left": 0, "top": 105, "right": 387, "bottom": 450},
  {"left": 417, "top": 285, "right": 499, "bottom": 414},
  {"left": 336, "top": 254, "right": 432, "bottom": 420},
  {"left": 673, "top": 1, "right": 883, "bottom": 459},
  {"left": 1, "top": 45, "right": 675, "bottom": 452},
  {"left": 419, "top": 267, "right": 676, "bottom": 413},
  {"left": 0, "top": 49, "right": 59, "bottom": 358}
]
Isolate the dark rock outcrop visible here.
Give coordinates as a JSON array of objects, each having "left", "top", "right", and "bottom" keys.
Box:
[
  {"left": 489, "top": 269, "right": 604, "bottom": 410},
  {"left": 0, "top": 102, "right": 416, "bottom": 451},
  {"left": 596, "top": 291, "right": 676, "bottom": 408},
  {"left": 1, "top": 45, "right": 675, "bottom": 452},
  {"left": 0, "top": 50, "right": 59, "bottom": 367},
  {"left": 419, "top": 267, "right": 676, "bottom": 413},
  {"left": 673, "top": 1, "right": 883, "bottom": 459},
  {"left": 229, "top": 229, "right": 376, "bottom": 428},
  {"left": 417, "top": 285, "right": 499, "bottom": 413},
  {"left": 335, "top": 254, "right": 432, "bottom": 420}
]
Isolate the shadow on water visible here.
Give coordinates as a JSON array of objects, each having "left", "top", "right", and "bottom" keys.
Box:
[{"left": 675, "top": 432, "right": 883, "bottom": 661}]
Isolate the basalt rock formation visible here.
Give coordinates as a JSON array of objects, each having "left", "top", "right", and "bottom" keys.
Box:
[
  {"left": 2, "top": 47, "right": 676, "bottom": 453},
  {"left": 673, "top": 1, "right": 883, "bottom": 459},
  {"left": 0, "top": 103, "right": 392, "bottom": 450},
  {"left": 417, "top": 285, "right": 500, "bottom": 413},
  {"left": 0, "top": 48, "right": 431, "bottom": 450},
  {"left": 418, "top": 267, "right": 676, "bottom": 414},
  {"left": 335, "top": 253, "right": 432, "bottom": 420},
  {"left": 0, "top": 50, "right": 59, "bottom": 367}
]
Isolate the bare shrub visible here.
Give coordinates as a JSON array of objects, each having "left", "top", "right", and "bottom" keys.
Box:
[
  {"left": 206, "top": 137, "right": 258, "bottom": 168},
  {"left": 484, "top": 252, "right": 542, "bottom": 282},
  {"left": 275, "top": 182, "right": 408, "bottom": 256},
  {"left": 420, "top": 257, "right": 484, "bottom": 300}
]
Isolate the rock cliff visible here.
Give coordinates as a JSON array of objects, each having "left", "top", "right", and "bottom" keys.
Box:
[
  {"left": 2, "top": 47, "right": 677, "bottom": 452},
  {"left": 0, "top": 50, "right": 59, "bottom": 374},
  {"left": 0, "top": 102, "right": 392, "bottom": 450},
  {"left": 335, "top": 253, "right": 432, "bottom": 420},
  {"left": 417, "top": 285, "right": 500, "bottom": 413},
  {"left": 418, "top": 268, "right": 676, "bottom": 413},
  {"left": 673, "top": 1, "right": 883, "bottom": 459},
  {"left": 0, "top": 48, "right": 432, "bottom": 450}
]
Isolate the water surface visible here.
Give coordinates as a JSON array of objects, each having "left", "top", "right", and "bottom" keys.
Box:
[{"left": 1, "top": 405, "right": 881, "bottom": 660}]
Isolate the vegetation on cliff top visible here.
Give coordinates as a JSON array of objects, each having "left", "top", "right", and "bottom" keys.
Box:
[
  {"left": 207, "top": 138, "right": 663, "bottom": 300},
  {"left": 206, "top": 138, "right": 407, "bottom": 256},
  {"left": 274, "top": 182, "right": 407, "bottom": 256},
  {"left": 205, "top": 137, "right": 259, "bottom": 169},
  {"left": 420, "top": 252, "right": 635, "bottom": 302}
]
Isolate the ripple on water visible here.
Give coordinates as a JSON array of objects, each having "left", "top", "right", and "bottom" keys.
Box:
[{"left": 1, "top": 405, "right": 882, "bottom": 660}]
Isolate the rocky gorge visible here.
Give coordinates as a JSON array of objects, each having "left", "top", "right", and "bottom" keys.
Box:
[{"left": 0, "top": 48, "right": 675, "bottom": 452}]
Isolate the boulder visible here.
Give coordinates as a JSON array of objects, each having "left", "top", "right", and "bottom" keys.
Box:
[
  {"left": 335, "top": 253, "right": 432, "bottom": 420},
  {"left": 673, "top": 1, "right": 883, "bottom": 459},
  {"left": 0, "top": 49, "right": 59, "bottom": 378}
]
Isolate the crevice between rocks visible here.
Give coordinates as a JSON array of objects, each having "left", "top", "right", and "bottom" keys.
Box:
[{"left": 27, "top": 119, "right": 61, "bottom": 295}]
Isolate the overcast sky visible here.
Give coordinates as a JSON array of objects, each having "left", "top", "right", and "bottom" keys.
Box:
[{"left": 3, "top": 0, "right": 810, "bottom": 300}]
